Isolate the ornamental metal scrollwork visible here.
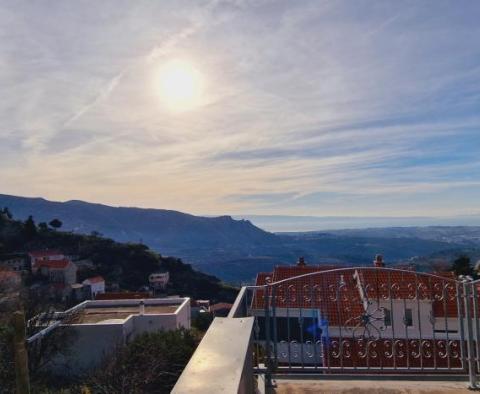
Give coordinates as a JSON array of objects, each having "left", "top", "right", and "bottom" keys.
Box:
[{"left": 345, "top": 301, "right": 387, "bottom": 340}]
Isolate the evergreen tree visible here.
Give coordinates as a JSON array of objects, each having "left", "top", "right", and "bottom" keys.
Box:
[
  {"left": 24, "top": 215, "right": 37, "bottom": 240},
  {"left": 451, "top": 255, "right": 473, "bottom": 277},
  {"left": 1, "top": 207, "right": 12, "bottom": 219},
  {"left": 49, "top": 218, "right": 63, "bottom": 229}
]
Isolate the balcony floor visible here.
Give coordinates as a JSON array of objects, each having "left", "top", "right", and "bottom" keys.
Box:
[{"left": 273, "top": 379, "right": 473, "bottom": 393}]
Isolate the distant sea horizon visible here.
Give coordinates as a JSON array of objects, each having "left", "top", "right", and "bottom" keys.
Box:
[{"left": 232, "top": 214, "right": 480, "bottom": 233}]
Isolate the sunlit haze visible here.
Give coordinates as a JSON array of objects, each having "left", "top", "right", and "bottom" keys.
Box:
[
  {"left": 155, "top": 59, "right": 205, "bottom": 112},
  {"left": 1, "top": 1, "right": 479, "bottom": 218}
]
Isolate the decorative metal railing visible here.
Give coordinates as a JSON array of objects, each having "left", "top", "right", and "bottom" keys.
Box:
[{"left": 230, "top": 267, "right": 480, "bottom": 388}]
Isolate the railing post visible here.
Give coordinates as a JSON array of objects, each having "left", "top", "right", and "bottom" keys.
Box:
[
  {"left": 272, "top": 286, "right": 278, "bottom": 369},
  {"left": 463, "top": 279, "right": 477, "bottom": 389},
  {"left": 264, "top": 285, "right": 274, "bottom": 390}
]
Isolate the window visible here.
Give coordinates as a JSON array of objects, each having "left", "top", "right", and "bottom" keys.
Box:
[
  {"left": 404, "top": 308, "right": 413, "bottom": 327},
  {"left": 383, "top": 308, "right": 392, "bottom": 326},
  {"left": 256, "top": 316, "right": 321, "bottom": 342}
]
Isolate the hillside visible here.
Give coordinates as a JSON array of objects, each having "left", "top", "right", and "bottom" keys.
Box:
[
  {"left": 0, "top": 211, "right": 238, "bottom": 302},
  {"left": 0, "top": 194, "right": 281, "bottom": 261},
  {"left": 2, "top": 194, "right": 480, "bottom": 283}
]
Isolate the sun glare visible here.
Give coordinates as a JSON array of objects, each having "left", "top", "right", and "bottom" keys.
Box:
[{"left": 155, "top": 59, "right": 204, "bottom": 112}]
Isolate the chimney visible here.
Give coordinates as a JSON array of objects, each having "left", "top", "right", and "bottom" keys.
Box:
[
  {"left": 297, "top": 257, "right": 306, "bottom": 267},
  {"left": 374, "top": 254, "right": 385, "bottom": 268}
]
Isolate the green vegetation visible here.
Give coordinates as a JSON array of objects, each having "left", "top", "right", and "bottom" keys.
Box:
[
  {"left": 0, "top": 209, "right": 238, "bottom": 303},
  {"left": 48, "top": 219, "right": 62, "bottom": 230},
  {"left": 0, "top": 325, "right": 197, "bottom": 393},
  {"left": 1, "top": 209, "right": 237, "bottom": 393},
  {"left": 87, "top": 329, "right": 197, "bottom": 393},
  {"left": 0, "top": 325, "right": 14, "bottom": 394},
  {"left": 192, "top": 312, "right": 214, "bottom": 331},
  {"left": 450, "top": 255, "right": 475, "bottom": 277}
]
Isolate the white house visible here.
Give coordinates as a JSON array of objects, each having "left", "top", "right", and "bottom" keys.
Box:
[
  {"left": 27, "top": 297, "right": 191, "bottom": 374},
  {"left": 29, "top": 250, "right": 65, "bottom": 273},
  {"left": 251, "top": 257, "right": 463, "bottom": 369},
  {"left": 82, "top": 276, "right": 105, "bottom": 298},
  {"left": 36, "top": 259, "right": 77, "bottom": 285},
  {"left": 149, "top": 272, "right": 169, "bottom": 290}
]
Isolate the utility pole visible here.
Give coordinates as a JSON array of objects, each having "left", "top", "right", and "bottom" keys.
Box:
[{"left": 13, "top": 311, "right": 30, "bottom": 394}]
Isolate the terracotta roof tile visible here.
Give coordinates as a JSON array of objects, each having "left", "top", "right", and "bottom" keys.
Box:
[
  {"left": 37, "top": 259, "right": 72, "bottom": 269},
  {"left": 252, "top": 265, "right": 363, "bottom": 326},
  {"left": 29, "top": 250, "right": 63, "bottom": 258},
  {"left": 95, "top": 292, "right": 150, "bottom": 300},
  {"left": 84, "top": 276, "right": 104, "bottom": 284}
]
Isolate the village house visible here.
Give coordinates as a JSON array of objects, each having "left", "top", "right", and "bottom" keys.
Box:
[
  {"left": 0, "top": 253, "right": 27, "bottom": 271},
  {"left": 36, "top": 259, "right": 77, "bottom": 285},
  {"left": 29, "top": 250, "right": 65, "bottom": 273},
  {"left": 27, "top": 297, "right": 191, "bottom": 374},
  {"left": 148, "top": 271, "right": 169, "bottom": 290},
  {"left": 251, "top": 256, "right": 462, "bottom": 368},
  {"left": 82, "top": 276, "right": 105, "bottom": 298}
]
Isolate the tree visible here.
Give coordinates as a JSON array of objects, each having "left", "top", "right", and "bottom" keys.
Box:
[
  {"left": 192, "top": 312, "right": 213, "bottom": 331},
  {"left": 49, "top": 219, "right": 62, "bottom": 230},
  {"left": 87, "top": 330, "right": 198, "bottom": 393},
  {"left": 451, "top": 255, "right": 473, "bottom": 277},
  {"left": 1, "top": 207, "right": 12, "bottom": 219},
  {"left": 24, "top": 215, "right": 37, "bottom": 240}
]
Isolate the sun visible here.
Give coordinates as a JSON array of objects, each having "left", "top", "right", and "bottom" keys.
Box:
[{"left": 155, "top": 59, "right": 204, "bottom": 112}]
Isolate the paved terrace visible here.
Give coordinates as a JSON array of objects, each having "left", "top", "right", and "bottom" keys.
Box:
[{"left": 273, "top": 379, "right": 471, "bottom": 393}]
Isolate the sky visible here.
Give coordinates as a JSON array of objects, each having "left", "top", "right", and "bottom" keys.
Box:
[{"left": 1, "top": 0, "right": 480, "bottom": 217}]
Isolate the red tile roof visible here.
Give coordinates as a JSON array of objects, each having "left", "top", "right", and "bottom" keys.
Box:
[
  {"left": 354, "top": 269, "right": 455, "bottom": 299},
  {"left": 84, "top": 276, "right": 104, "bottom": 284},
  {"left": 255, "top": 272, "right": 273, "bottom": 286},
  {"left": 354, "top": 269, "right": 462, "bottom": 318},
  {"left": 95, "top": 292, "right": 150, "bottom": 300},
  {"left": 253, "top": 265, "right": 364, "bottom": 326},
  {"left": 37, "top": 259, "right": 71, "bottom": 269},
  {"left": 29, "top": 250, "right": 63, "bottom": 258},
  {"left": 252, "top": 265, "right": 467, "bottom": 323}
]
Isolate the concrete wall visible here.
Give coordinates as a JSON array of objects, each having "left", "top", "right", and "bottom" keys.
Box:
[
  {"left": 172, "top": 317, "right": 255, "bottom": 394},
  {"left": 37, "top": 297, "right": 191, "bottom": 375},
  {"left": 175, "top": 297, "right": 191, "bottom": 329},
  {"left": 52, "top": 323, "right": 125, "bottom": 374}
]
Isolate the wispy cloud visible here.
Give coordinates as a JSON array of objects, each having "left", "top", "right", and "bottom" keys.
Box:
[{"left": 1, "top": 0, "right": 480, "bottom": 217}]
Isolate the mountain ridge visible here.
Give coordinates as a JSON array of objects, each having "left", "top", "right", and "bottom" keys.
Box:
[
  {"left": 0, "top": 193, "right": 280, "bottom": 259},
  {"left": 2, "top": 194, "right": 480, "bottom": 283}
]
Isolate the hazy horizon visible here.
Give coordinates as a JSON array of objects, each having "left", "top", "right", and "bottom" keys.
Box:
[
  {"left": 1, "top": 1, "right": 480, "bottom": 217},
  {"left": 3, "top": 192, "right": 480, "bottom": 233}
]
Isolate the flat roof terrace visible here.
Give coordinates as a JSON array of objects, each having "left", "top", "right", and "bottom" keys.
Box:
[{"left": 70, "top": 303, "right": 180, "bottom": 324}]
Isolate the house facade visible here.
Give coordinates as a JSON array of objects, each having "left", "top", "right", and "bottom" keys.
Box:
[
  {"left": 82, "top": 276, "right": 105, "bottom": 298},
  {"left": 29, "top": 250, "right": 66, "bottom": 274},
  {"left": 37, "top": 259, "right": 77, "bottom": 285},
  {"left": 27, "top": 297, "right": 191, "bottom": 374},
  {"left": 149, "top": 272, "right": 169, "bottom": 290},
  {"left": 251, "top": 257, "right": 463, "bottom": 369}
]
